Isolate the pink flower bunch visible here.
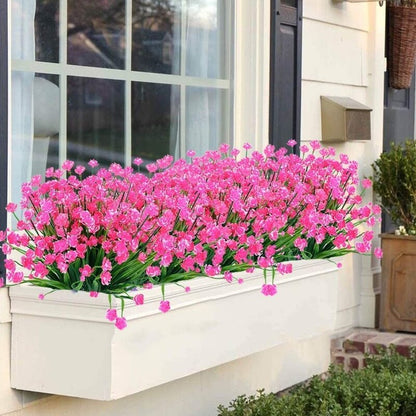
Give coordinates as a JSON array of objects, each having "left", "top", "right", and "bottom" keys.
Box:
[{"left": 0, "top": 141, "right": 382, "bottom": 330}]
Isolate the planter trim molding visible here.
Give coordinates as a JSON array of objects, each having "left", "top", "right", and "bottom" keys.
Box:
[{"left": 10, "top": 259, "right": 338, "bottom": 400}]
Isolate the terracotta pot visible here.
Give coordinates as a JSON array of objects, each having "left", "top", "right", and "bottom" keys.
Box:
[{"left": 380, "top": 233, "right": 416, "bottom": 332}]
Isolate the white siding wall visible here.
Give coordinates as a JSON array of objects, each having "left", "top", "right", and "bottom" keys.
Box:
[
  {"left": 301, "top": 2, "right": 385, "bottom": 332},
  {"left": 0, "top": 1, "right": 386, "bottom": 415}
]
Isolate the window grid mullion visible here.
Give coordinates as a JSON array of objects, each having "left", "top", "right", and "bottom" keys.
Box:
[
  {"left": 59, "top": 0, "right": 68, "bottom": 166},
  {"left": 125, "top": 0, "right": 133, "bottom": 165},
  {"left": 11, "top": 60, "right": 230, "bottom": 89},
  {"left": 180, "top": 0, "right": 187, "bottom": 158}
]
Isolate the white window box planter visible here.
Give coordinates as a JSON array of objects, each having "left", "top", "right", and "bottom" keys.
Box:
[{"left": 9, "top": 260, "right": 338, "bottom": 401}]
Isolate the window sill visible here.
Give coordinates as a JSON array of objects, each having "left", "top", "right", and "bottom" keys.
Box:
[{"left": 9, "top": 260, "right": 338, "bottom": 400}]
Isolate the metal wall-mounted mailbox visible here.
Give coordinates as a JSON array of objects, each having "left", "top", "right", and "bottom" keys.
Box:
[{"left": 321, "top": 96, "right": 372, "bottom": 142}]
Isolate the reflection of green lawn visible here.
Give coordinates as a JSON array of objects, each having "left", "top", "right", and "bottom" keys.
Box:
[
  {"left": 132, "top": 125, "right": 171, "bottom": 160},
  {"left": 66, "top": 125, "right": 172, "bottom": 164}
]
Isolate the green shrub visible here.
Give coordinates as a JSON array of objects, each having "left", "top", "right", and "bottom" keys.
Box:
[
  {"left": 217, "top": 349, "right": 416, "bottom": 416},
  {"left": 371, "top": 140, "right": 416, "bottom": 234}
]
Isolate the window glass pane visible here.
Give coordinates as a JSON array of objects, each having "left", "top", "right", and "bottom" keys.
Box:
[
  {"left": 185, "top": 87, "right": 226, "bottom": 155},
  {"left": 132, "top": 0, "right": 180, "bottom": 74},
  {"left": 35, "top": 0, "right": 59, "bottom": 63},
  {"left": 67, "top": 77, "right": 125, "bottom": 169},
  {"left": 35, "top": 73, "right": 60, "bottom": 172},
  {"left": 131, "top": 82, "right": 179, "bottom": 161},
  {"left": 11, "top": 0, "right": 36, "bottom": 61},
  {"left": 67, "top": 0, "right": 125, "bottom": 69},
  {"left": 186, "top": 0, "right": 228, "bottom": 79},
  {"left": 11, "top": 71, "right": 60, "bottom": 214},
  {"left": 282, "top": 0, "right": 297, "bottom": 7}
]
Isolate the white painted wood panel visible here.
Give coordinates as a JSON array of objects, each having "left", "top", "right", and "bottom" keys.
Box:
[
  {"left": 10, "top": 261, "right": 338, "bottom": 401},
  {"left": 2, "top": 335, "right": 331, "bottom": 416},
  {"left": 301, "top": 80, "right": 368, "bottom": 140},
  {"left": 304, "top": 0, "right": 371, "bottom": 32},
  {"left": 0, "top": 288, "right": 11, "bottom": 323},
  {"left": 303, "top": 19, "right": 368, "bottom": 87},
  {"left": 0, "top": 323, "right": 22, "bottom": 415}
]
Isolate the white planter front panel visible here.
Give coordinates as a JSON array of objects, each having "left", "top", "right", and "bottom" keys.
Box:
[{"left": 10, "top": 260, "right": 338, "bottom": 400}]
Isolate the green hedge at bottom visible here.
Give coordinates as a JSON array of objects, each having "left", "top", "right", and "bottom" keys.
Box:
[{"left": 217, "top": 349, "right": 416, "bottom": 416}]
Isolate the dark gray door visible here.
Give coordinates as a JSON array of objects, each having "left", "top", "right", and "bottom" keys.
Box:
[
  {"left": 383, "top": 75, "right": 415, "bottom": 152},
  {"left": 269, "top": 0, "right": 302, "bottom": 150},
  {"left": 382, "top": 10, "right": 415, "bottom": 232},
  {"left": 382, "top": 74, "right": 415, "bottom": 233}
]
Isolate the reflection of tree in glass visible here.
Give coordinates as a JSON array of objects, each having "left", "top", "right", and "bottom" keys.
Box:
[
  {"left": 132, "top": 0, "right": 177, "bottom": 32},
  {"left": 66, "top": 0, "right": 176, "bottom": 34},
  {"left": 35, "top": 0, "right": 59, "bottom": 63}
]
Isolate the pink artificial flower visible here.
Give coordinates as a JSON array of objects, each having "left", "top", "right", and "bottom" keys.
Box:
[
  {"left": 101, "top": 271, "right": 112, "bottom": 285},
  {"left": 2, "top": 244, "right": 11, "bottom": 255},
  {"left": 74, "top": 165, "right": 86, "bottom": 175},
  {"left": 4, "top": 259, "right": 16, "bottom": 271},
  {"left": 231, "top": 148, "right": 240, "bottom": 157},
  {"left": 11, "top": 271, "right": 24, "bottom": 283},
  {"left": 287, "top": 139, "right": 297, "bottom": 147},
  {"left": 89, "top": 291, "right": 99, "bottom": 298},
  {"left": 294, "top": 238, "right": 307, "bottom": 251},
  {"left": 243, "top": 143, "right": 252, "bottom": 150},
  {"left": 33, "top": 262, "right": 48, "bottom": 278},
  {"left": 146, "top": 265, "right": 161, "bottom": 277},
  {"left": 88, "top": 159, "right": 99, "bottom": 168},
  {"left": 38, "top": 294, "right": 45, "bottom": 300},
  {"left": 258, "top": 257, "right": 272, "bottom": 268},
  {"left": 115, "top": 317, "right": 127, "bottom": 330},
  {"left": 310, "top": 140, "right": 321, "bottom": 150},
  {"left": 186, "top": 150, "right": 196, "bottom": 158},
  {"left": 146, "top": 163, "right": 158, "bottom": 173},
  {"left": 205, "top": 264, "right": 220, "bottom": 276},
  {"left": 106, "top": 308, "right": 117, "bottom": 321},
  {"left": 61, "top": 160, "right": 74, "bottom": 171},
  {"left": 374, "top": 247, "right": 383, "bottom": 259},
  {"left": 278, "top": 263, "right": 292, "bottom": 275},
  {"left": 6, "top": 202, "right": 17, "bottom": 213},
  {"left": 355, "top": 241, "right": 370, "bottom": 253},
  {"left": 363, "top": 231, "right": 374, "bottom": 242},
  {"left": 337, "top": 262, "right": 343, "bottom": 269},
  {"left": 143, "top": 282, "right": 153, "bottom": 289},
  {"left": 79, "top": 265, "right": 93, "bottom": 280},
  {"left": 361, "top": 178, "right": 373, "bottom": 189},
  {"left": 219, "top": 143, "right": 230, "bottom": 154},
  {"left": 224, "top": 271, "right": 233, "bottom": 283},
  {"left": 102, "top": 257, "right": 112, "bottom": 272},
  {"left": 185, "top": 286, "right": 191, "bottom": 293},
  {"left": 45, "top": 167, "right": 55, "bottom": 177},
  {"left": 238, "top": 278, "right": 244, "bottom": 284},
  {"left": 138, "top": 252, "right": 147, "bottom": 263},
  {"left": 0, "top": 278, "right": 4, "bottom": 288},
  {"left": 261, "top": 284, "right": 277, "bottom": 296},
  {"left": 134, "top": 293, "right": 144, "bottom": 305},
  {"left": 133, "top": 157, "right": 143, "bottom": 166},
  {"left": 159, "top": 300, "right": 171, "bottom": 313}
]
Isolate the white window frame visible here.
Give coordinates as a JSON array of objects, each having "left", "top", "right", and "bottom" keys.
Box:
[
  {"left": 7, "top": 0, "right": 272, "bottom": 216},
  {"left": 10, "top": 0, "right": 234, "bottom": 167}
]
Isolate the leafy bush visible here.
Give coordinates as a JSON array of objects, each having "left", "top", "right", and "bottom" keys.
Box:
[
  {"left": 217, "top": 349, "right": 416, "bottom": 416},
  {"left": 372, "top": 140, "right": 416, "bottom": 234}
]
